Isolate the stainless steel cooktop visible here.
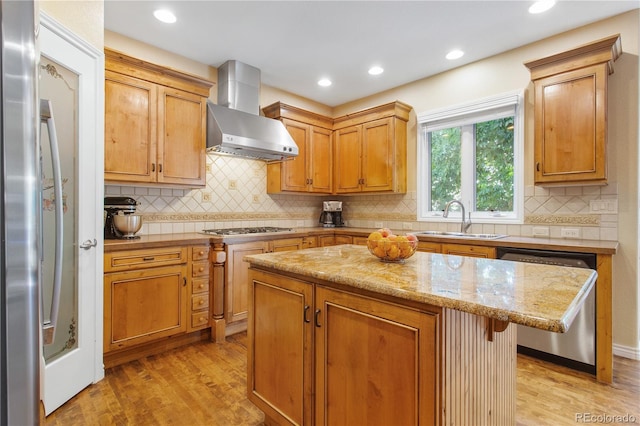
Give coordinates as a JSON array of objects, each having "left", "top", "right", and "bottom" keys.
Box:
[{"left": 201, "top": 226, "right": 293, "bottom": 236}]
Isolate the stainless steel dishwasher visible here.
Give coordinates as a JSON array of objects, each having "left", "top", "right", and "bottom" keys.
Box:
[{"left": 496, "top": 247, "right": 597, "bottom": 374}]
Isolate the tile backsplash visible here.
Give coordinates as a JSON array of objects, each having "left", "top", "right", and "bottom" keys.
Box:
[{"left": 105, "top": 154, "right": 618, "bottom": 241}]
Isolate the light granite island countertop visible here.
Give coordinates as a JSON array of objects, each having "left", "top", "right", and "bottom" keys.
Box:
[{"left": 244, "top": 245, "right": 597, "bottom": 426}]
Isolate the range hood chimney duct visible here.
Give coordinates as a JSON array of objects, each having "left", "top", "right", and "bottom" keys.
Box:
[{"left": 206, "top": 60, "right": 298, "bottom": 161}]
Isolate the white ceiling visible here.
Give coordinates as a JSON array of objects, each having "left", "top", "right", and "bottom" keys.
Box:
[{"left": 104, "top": 1, "right": 638, "bottom": 107}]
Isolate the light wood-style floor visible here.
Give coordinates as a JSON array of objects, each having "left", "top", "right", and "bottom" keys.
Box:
[{"left": 45, "top": 332, "right": 639, "bottom": 426}]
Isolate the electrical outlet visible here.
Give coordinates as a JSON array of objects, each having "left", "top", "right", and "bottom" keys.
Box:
[
  {"left": 532, "top": 226, "right": 549, "bottom": 237},
  {"left": 374, "top": 222, "right": 383, "bottom": 229},
  {"left": 561, "top": 228, "right": 581, "bottom": 239},
  {"left": 201, "top": 192, "right": 211, "bottom": 202},
  {"left": 403, "top": 222, "right": 413, "bottom": 230},
  {"left": 252, "top": 194, "right": 260, "bottom": 203},
  {"left": 228, "top": 180, "right": 237, "bottom": 190},
  {"left": 205, "top": 163, "right": 212, "bottom": 172}
]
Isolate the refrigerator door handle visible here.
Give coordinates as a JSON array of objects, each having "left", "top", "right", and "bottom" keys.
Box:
[{"left": 40, "top": 99, "right": 63, "bottom": 345}]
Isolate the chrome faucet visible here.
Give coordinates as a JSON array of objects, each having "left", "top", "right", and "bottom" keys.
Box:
[{"left": 443, "top": 200, "right": 472, "bottom": 233}]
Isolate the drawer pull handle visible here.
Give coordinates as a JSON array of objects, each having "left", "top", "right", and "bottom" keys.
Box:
[
  {"left": 303, "top": 305, "right": 311, "bottom": 323},
  {"left": 143, "top": 256, "right": 155, "bottom": 261},
  {"left": 183, "top": 277, "right": 187, "bottom": 287}
]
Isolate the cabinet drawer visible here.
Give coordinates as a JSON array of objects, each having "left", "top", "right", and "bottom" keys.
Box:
[
  {"left": 192, "top": 277, "right": 209, "bottom": 294},
  {"left": 192, "top": 245, "right": 210, "bottom": 261},
  {"left": 191, "top": 294, "right": 209, "bottom": 311},
  {"left": 104, "top": 247, "right": 188, "bottom": 272},
  {"left": 192, "top": 260, "right": 209, "bottom": 277},
  {"left": 191, "top": 311, "right": 209, "bottom": 329}
]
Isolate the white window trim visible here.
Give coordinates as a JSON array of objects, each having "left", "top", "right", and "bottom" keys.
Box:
[{"left": 416, "top": 90, "right": 524, "bottom": 225}]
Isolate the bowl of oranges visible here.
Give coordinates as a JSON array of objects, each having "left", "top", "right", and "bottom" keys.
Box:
[{"left": 366, "top": 228, "right": 418, "bottom": 263}]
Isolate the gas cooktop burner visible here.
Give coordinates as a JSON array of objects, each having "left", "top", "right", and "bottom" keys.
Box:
[{"left": 202, "top": 226, "right": 293, "bottom": 236}]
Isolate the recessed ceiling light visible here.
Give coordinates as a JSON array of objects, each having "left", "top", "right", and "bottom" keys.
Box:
[
  {"left": 528, "top": 0, "right": 556, "bottom": 14},
  {"left": 368, "top": 66, "right": 384, "bottom": 76},
  {"left": 446, "top": 50, "right": 464, "bottom": 60},
  {"left": 318, "top": 78, "right": 332, "bottom": 87},
  {"left": 154, "top": 9, "right": 177, "bottom": 24}
]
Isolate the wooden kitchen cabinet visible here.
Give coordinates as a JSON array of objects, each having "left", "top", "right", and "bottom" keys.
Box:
[
  {"left": 442, "top": 243, "right": 496, "bottom": 258},
  {"left": 225, "top": 238, "right": 304, "bottom": 330},
  {"left": 247, "top": 268, "right": 440, "bottom": 426},
  {"left": 263, "top": 103, "right": 333, "bottom": 194},
  {"left": 417, "top": 241, "right": 442, "bottom": 253},
  {"left": 104, "top": 48, "right": 213, "bottom": 187},
  {"left": 333, "top": 101, "right": 411, "bottom": 194},
  {"left": 524, "top": 35, "right": 621, "bottom": 186},
  {"left": 103, "top": 246, "right": 189, "bottom": 353},
  {"left": 318, "top": 234, "right": 352, "bottom": 247}
]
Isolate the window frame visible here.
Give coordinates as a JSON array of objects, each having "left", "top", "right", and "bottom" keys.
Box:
[{"left": 416, "top": 91, "right": 524, "bottom": 225}]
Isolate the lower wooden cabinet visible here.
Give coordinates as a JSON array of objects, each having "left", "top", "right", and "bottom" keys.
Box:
[
  {"left": 103, "top": 247, "right": 189, "bottom": 352},
  {"left": 103, "top": 244, "right": 211, "bottom": 356},
  {"left": 318, "top": 234, "right": 353, "bottom": 247},
  {"left": 442, "top": 243, "right": 496, "bottom": 258},
  {"left": 225, "top": 238, "right": 304, "bottom": 329},
  {"left": 248, "top": 268, "right": 440, "bottom": 426}
]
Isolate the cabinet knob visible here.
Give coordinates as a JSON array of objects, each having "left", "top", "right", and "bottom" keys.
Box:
[
  {"left": 199, "top": 267, "right": 204, "bottom": 272},
  {"left": 199, "top": 300, "right": 204, "bottom": 305},
  {"left": 199, "top": 250, "right": 205, "bottom": 256},
  {"left": 199, "top": 283, "right": 204, "bottom": 289}
]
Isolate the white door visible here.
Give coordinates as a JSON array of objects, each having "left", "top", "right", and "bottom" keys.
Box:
[{"left": 38, "top": 13, "right": 104, "bottom": 415}]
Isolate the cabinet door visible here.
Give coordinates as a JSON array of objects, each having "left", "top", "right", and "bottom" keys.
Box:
[
  {"left": 270, "top": 237, "right": 304, "bottom": 252},
  {"left": 104, "top": 71, "right": 157, "bottom": 183},
  {"left": 534, "top": 64, "right": 607, "bottom": 184},
  {"left": 362, "top": 117, "right": 394, "bottom": 192},
  {"left": 418, "top": 241, "right": 442, "bottom": 253},
  {"left": 318, "top": 235, "right": 335, "bottom": 247},
  {"left": 248, "top": 269, "right": 313, "bottom": 426},
  {"left": 315, "top": 286, "right": 439, "bottom": 426},
  {"left": 157, "top": 86, "right": 207, "bottom": 187},
  {"left": 226, "top": 241, "right": 268, "bottom": 324},
  {"left": 442, "top": 243, "right": 496, "bottom": 258},
  {"left": 334, "top": 125, "right": 362, "bottom": 193},
  {"left": 104, "top": 265, "right": 188, "bottom": 352},
  {"left": 334, "top": 235, "right": 353, "bottom": 245},
  {"left": 309, "top": 126, "right": 333, "bottom": 193},
  {"left": 281, "top": 119, "right": 310, "bottom": 192}
]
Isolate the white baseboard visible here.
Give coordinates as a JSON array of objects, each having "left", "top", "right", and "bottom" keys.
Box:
[{"left": 613, "top": 343, "right": 640, "bottom": 360}]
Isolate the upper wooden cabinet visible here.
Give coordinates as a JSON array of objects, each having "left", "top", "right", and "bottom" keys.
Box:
[
  {"left": 525, "top": 35, "right": 621, "bottom": 186},
  {"left": 333, "top": 101, "right": 411, "bottom": 194},
  {"left": 263, "top": 102, "right": 334, "bottom": 194},
  {"left": 104, "top": 48, "right": 214, "bottom": 187},
  {"left": 264, "top": 100, "right": 412, "bottom": 195}
]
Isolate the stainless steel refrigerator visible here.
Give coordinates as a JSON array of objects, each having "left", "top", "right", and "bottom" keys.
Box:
[{"left": 1, "top": 1, "right": 41, "bottom": 423}]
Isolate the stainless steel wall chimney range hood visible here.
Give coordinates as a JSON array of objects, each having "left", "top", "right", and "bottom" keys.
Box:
[{"left": 206, "top": 60, "right": 298, "bottom": 161}]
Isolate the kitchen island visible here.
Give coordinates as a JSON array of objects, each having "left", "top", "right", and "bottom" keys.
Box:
[{"left": 244, "top": 244, "right": 597, "bottom": 426}]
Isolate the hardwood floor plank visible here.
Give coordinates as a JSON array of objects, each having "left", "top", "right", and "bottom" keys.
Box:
[{"left": 45, "top": 333, "right": 639, "bottom": 426}]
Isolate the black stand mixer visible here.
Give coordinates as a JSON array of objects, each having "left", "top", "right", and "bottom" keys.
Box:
[{"left": 104, "top": 196, "right": 140, "bottom": 239}]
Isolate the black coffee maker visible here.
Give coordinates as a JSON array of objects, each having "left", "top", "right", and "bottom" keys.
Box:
[
  {"left": 319, "top": 201, "right": 344, "bottom": 228},
  {"left": 104, "top": 196, "right": 139, "bottom": 239}
]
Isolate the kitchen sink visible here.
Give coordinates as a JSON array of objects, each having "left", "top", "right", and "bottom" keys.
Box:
[{"left": 417, "top": 231, "right": 507, "bottom": 240}]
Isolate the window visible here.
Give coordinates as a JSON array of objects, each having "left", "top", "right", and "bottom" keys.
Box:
[{"left": 417, "top": 92, "right": 524, "bottom": 224}]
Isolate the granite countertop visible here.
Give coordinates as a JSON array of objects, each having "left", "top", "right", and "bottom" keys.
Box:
[
  {"left": 244, "top": 244, "right": 597, "bottom": 333},
  {"left": 103, "top": 227, "right": 618, "bottom": 255}
]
